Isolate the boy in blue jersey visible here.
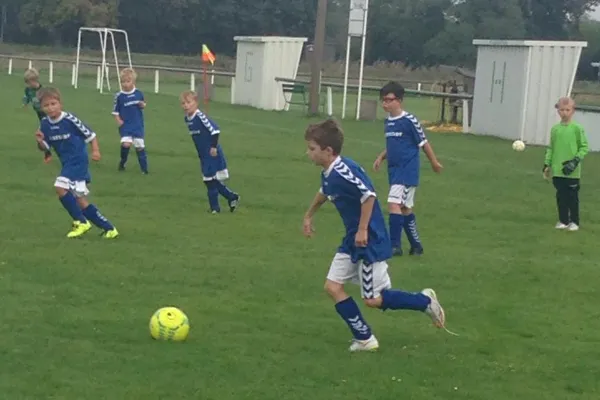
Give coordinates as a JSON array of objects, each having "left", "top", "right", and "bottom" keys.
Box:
[
  {"left": 180, "top": 90, "right": 240, "bottom": 213},
  {"left": 303, "top": 119, "right": 447, "bottom": 352},
  {"left": 112, "top": 68, "right": 148, "bottom": 174},
  {"left": 35, "top": 87, "right": 119, "bottom": 239},
  {"left": 373, "top": 81, "right": 443, "bottom": 257}
]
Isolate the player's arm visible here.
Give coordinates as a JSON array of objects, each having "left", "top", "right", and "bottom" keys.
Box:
[
  {"left": 139, "top": 91, "right": 146, "bottom": 108},
  {"left": 543, "top": 128, "right": 554, "bottom": 177},
  {"left": 373, "top": 149, "right": 387, "bottom": 171},
  {"left": 199, "top": 113, "right": 221, "bottom": 155},
  {"left": 575, "top": 126, "right": 589, "bottom": 160},
  {"left": 303, "top": 190, "right": 327, "bottom": 238},
  {"left": 35, "top": 129, "right": 50, "bottom": 151},
  {"left": 409, "top": 118, "right": 442, "bottom": 173},
  {"left": 422, "top": 142, "right": 442, "bottom": 173},
  {"left": 112, "top": 94, "right": 123, "bottom": 126},
  {"left": 356, "top": 195, "right": 376, "bottom": 247}
]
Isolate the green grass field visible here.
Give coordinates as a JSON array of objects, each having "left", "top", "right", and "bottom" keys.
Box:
[{"left": 1, "top": 73, "right": 599, "bottom": 399}]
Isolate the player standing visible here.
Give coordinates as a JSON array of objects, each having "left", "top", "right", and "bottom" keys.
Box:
[
  {"left": 35, "top": 87, "right": 119, "bottom": 239},
  {"left": 22, "top": 68, "right": 52, "bottom": 163},
  {"left": 303, "top": 119, "right": 448, "bottom": 352},
  {"left": 180, "top": 90, "right": 240, "bottom": 213},
  {"left": 543, "top": 97, "right": 589, "bottom": 231},
  {"left": 373, "top": 81, "right": 443, "bottom": 256},
  {"left": 112, "top": 68, "right": 148, "bottom": 174}
]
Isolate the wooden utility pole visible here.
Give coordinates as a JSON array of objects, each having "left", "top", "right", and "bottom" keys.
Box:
[{"left": 308, "top": 0, "right": 327, "bottom": 116}]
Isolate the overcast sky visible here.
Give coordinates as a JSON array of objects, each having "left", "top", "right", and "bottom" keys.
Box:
[{"left": 591, "top": 7, "right": 600, "bottom": 20}]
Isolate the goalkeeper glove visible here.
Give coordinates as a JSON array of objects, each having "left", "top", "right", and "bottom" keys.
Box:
[{"left": 561, "top": 157, "right": 580, "bottom": 175}]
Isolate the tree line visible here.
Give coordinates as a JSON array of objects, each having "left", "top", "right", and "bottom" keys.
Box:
[{"left": 2, "top": 0, "right": 600, "bottom": 79}]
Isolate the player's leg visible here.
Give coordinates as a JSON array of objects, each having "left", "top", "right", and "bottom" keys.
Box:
[
  {"left": 399, "top": 187, "right": 423, "bottom": 255},
  {"left": 73, "top": 183, "right": 119, "bottom": 239},
  {"left": 361, "top": 261, "right": 446, "bottom": 328},
  {"left": 552, "top": 177, "right": 569, "bottom": 228},
  {"left": 119, "top": 137, "right": 132, "bottom": 171},
  {"left": 37, "top": 113, "right": 52, "bottom": 163},
  {"left": 54, "top": 177, "right": 91, "bottom": 238},
  {"left": 133, "top": 138, "right": 148, "bottom": 174},
  {"left": 204, "top": 178, "right": 221, "bottom": 213},
  {"left": 387, "top": 185, "right": 405, "bottom": 256},
  {"left": 214, "top": 170, "right": 240, "bottom": 212},
  {"left": 566, "top": 178, "right": 580, "bottom": 230},
  {"left": 325, "top": 253, "right": 377, "bottom": 352}
]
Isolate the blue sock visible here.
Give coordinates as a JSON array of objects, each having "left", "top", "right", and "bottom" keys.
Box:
[
  {"left": 205, "top": 181, "right": 220, "bottom": 212},
  {"left": 216, "top": 181, "right": 238, "bottom": 201},
  {"left": 334, "top": 297, "right": 372, "bottom": 340},
  {"left": 381, "top": 289, "right": 430, "bottom": 311},
  {"left": 136, "top": 149, "right": 148, "bottom": 173},
  {"left": 59, "top": 192, "right": 86, "bottom": 223},
  {"left": 404, "top": 213, "right": 423, "bottom": 249},
  {"left": 120, "top": 146, "right": 130, "bottom": 166},
  {"left": 389, "top": 213, "right": 404, "bottom": 249},
  {"left": 82, "top": 204, "right": 114, "bottom": 231}
]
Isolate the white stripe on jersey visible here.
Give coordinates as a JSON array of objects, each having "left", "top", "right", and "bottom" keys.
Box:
[
  {"left": 333, "top": 161, "right": 376, "bottom": 204},
  {"left": 65, "top": 113, "right": 96, "bottom": 143}
]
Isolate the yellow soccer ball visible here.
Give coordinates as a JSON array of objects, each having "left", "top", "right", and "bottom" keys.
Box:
[{"left": 149, "top": 306, "right": 190, "bottom": 342}]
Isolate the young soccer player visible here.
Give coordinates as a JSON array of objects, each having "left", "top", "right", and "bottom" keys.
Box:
[
  {"left": 35, "top": 87, "right": 119, "bottom": 239},
  {"left": 303, "top": 119, "right": 449, "bottom": 352},
  {"left": 22, "top": 68, "right": 52, "bottom": 163},
  {"left": 543, "top": 97, "right": 589, "bottom": 231},
  {"left": 112, "top": 68, "right": 148, "bottom": 174},
  {"left": 373, "top": 81, "right": 443, "bottom": 257},
  {"left": 180, "top": 90, "right": 240, "bottom": 213}
]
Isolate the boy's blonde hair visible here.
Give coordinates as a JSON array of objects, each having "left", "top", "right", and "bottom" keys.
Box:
[
  {"left": 555, "top": 96, "right": 575, "bottom": 109},
  {"left": 37, "top": 87, "right": 62, "bottom": 103},
  {"left": 24, "top": 68, "right": 39, "bottom": 82},
  {"left": 180, "top": 90, "right": 198, "bottom": 102},
  {"left": 120, "top": 67, "right": 137, "bottom": 81}
]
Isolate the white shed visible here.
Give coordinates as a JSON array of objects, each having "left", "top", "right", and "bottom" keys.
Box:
[
  {"left": 471, "top": 40, "right": 587, "bottom": 146},
  {"left": 233, "top": 36, "right": 307, "bottom": 111}
]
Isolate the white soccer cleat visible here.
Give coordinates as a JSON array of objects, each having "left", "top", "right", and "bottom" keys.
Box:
[
  {"left": 567, "top": 223, "right": 579, "bottom": 232},
  {"left": 555, "top": 222, "right": 568, "bottom": 230},
  {"left": 422, "top": 288, "right": 445, "bottom": 328},
  {"left": 348, "top": 335, "right": 379, "bottom": 352}
]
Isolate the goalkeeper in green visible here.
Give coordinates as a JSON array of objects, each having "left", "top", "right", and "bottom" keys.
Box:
[{"left": 543, "top": 97, "right": 589, "bottom": 231}]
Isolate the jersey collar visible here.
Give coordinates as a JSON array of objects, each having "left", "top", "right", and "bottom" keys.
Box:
[
  {"left": 120, "top": 87, "right": 137, "bottom": 95},
  {"left": 386, "top": 111, "right": 407, "bottom": 121},
  {"left": 323, "top": 156, "right": 341, "bottom": 177},
  {"left": 47, "top": 111, "right": 66, "bottom": 124}
]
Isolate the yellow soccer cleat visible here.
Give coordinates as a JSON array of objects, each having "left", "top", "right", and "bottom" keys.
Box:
[
  {"left": 66, "top": 221, "right": 92, "bottom": 238},
  {"left": 101, "top": 228, "right": 119, "bottom": 239}
]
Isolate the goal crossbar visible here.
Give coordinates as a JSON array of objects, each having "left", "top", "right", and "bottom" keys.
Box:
[{"left": 74, "top": 27, "right": 132, "bottom": 93}]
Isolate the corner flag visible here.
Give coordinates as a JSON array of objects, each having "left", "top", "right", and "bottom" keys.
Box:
[{"left": 202, "top": 44, "right": 216, "bottom": 65}]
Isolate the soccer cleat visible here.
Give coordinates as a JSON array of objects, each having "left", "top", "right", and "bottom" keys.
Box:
[
  {"left": 392, "top": 247, "right": 403, "bottom": 257},
  {"left": 567, "top": 223, "right": 579, "bottom": 232},
  {"left": 208, "top": 209, "right": 220, "bottom": 214},
  {"left": 118, "top": 163, "right": 126, "bottom": 172},
  {"left": 348, "top": 335, "right": 379, "bottom": 352},
  {"left": 555, "top": 222, "right": 568, "bottom": 230},
  {"left": 66, "top": 221, "right": 92, "bottom": 238},
  {"left": 409, "top": 247, "right": 424, "bottom": 256},
  {"left": 228, "top": 195, "right": 240, "bottom": 212},
  {"left": 101, "top": 228, "right": 119, "bottom": 239},
  {"left": 421, "top": 288, "right": 445, "bottom": 328}
]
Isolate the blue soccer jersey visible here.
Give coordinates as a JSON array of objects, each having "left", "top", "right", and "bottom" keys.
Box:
[
  {"left": 112, "top": 88, "right": 145, "bottom": 137},
  {"left": 385, "top": 111, "right": 427, "bottom": 187},
  {"left": 320, "top": 156, "right": 392, "bottom": 264},
  {"left": 40, "top": 112, "right": 96, "bottom": 182},
  {"left": 184, "top": 109, "right": 227, "bottom": 178}
]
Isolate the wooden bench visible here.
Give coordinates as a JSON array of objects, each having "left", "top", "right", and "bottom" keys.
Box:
[{"left": 282, "top": 83, "right": 326, "bottom": 113}]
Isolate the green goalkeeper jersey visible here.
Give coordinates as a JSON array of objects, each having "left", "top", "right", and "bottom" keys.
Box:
[
  {"left": 23, "top": 85, "right": 42, "bottom": 113},
  {"left": 544, "top": 121, "right": 589, "bottom": 179}
]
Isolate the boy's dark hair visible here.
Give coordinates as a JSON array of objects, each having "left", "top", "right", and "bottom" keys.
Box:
[
  {"left": 304, "top": 119, "right": 344, "bottom": 155},
  {"left": 37, "top": 87, "right": 61, "bottom": 103},
  {"left": 380, "top": 81, "right": 405, "bottom": 101}
]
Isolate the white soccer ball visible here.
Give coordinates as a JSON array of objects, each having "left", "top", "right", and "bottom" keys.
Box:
[{"left": 512, "top": 140, "right": 526, "bottom": 152}]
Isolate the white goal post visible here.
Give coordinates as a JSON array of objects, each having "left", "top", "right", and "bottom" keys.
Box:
[{"left": 74, "top": 27, "right": 132, "bottom": 93}]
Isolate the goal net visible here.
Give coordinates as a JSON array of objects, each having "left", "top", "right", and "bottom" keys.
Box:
[{"left": 74, "top": 27, "right": 132, "bottom": 93}]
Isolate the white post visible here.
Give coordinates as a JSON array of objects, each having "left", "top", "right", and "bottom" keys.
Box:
[
  {"left": 96, "top": 66, "right": 101, "bottom": 89},
  {"left": 211, "top": 69, "right": 215, "bottom": 85},
  {"left": 108, "top": 30, "right": 121, "bottom": 90},
  {"left": 341, "top": 35, "right": 351, "bottom": 119},
  {"left": 462, "top": 99, "right": 470, "bottom": 133},
  {"left": 190, "top": 73, "right": 195, "bottom": 91},
  {"left": 28, "top": 60, "right": 32, "bottom": 69},
  {"left": 105, "top": 65, "right": 111, "bottom": 91},
  {"left": 99, "top": 29, "right": 108, "bottom": 93},
  {"left": 49, "top": 62, "right": 54, "bottom": 83},
  {"left": 355, "top": 0, "right": 369, "bottom": 121},
  {"left": 230, "top": 76, "right": 236, "bottom": 104},
  {"left": 8, "top": 58, "right": 12, "bottom": 75},
  {"left": 154, "top": 70, "right": 159, "bottom": 93},
  {"left": 417, "top": 83, "right": 422, "bottom": 91},
  {"left": 327, "top": 86, "right": 333, "bottom": 116},
  {"left": 75, "top": 29, "right": 83, "bottom": 88}
]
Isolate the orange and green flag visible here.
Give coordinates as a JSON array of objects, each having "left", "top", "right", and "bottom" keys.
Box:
[{"left": 202, "top": 44, "right": 216, "bottom": 65}]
